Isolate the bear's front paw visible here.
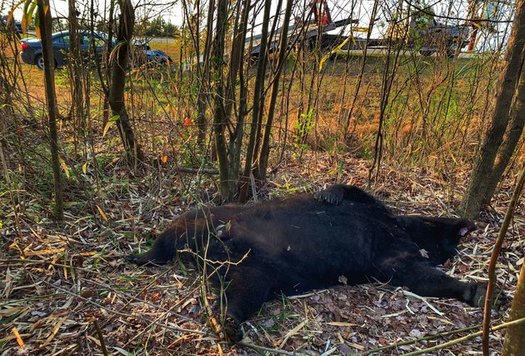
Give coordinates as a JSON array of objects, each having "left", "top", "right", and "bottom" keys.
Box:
[
  {"left": 316, "top": 190, "right": 343, "bottom": 205},
  {"left": 223, "top": 316, "right": 243, "bottom": 343},
  {"left": 468, "top": 284, "right": 509, "bottom": 308}
]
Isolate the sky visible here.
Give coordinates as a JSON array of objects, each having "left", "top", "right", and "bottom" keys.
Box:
[
  {"left": 2, "top": 0, "right": 183, "bottom": 23},
  {"left": 1, "top": 0, "right": 514, "bottom": 50}
]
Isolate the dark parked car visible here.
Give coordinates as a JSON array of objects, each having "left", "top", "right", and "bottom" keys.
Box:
[
  {"left": 0, "top": 15, "right": 22, "bottom": 34},
  {"left": 20, "top": 31, "right": 172, "bottom": 70},
  {"left": 386, "top": 8, "right": 470, "bottom": 58},
  {"left": 134, "top": 42, "right": 174, "bottom": 67}
]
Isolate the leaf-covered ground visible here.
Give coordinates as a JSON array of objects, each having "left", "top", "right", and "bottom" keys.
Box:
[{"left": 1, "top": 153, "right": 523, "bottom": 355}]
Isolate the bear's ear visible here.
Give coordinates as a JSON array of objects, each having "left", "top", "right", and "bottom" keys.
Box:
[{"left": 458, "top": 220, "right": 476, "bottom": 237}]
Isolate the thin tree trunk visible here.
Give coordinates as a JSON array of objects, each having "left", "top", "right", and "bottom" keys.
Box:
[
  {"left": 344, "top": 0, "right": 380, "bottom": 138},
  {"left": 502, "top": 249, "right": 525, "bottom": 354},
  {"left": 102, "top": 0, "right": 114, "bottom": 126},
  {"left": 108, "top": 0, "right": 142, "bottom": 165},
  {"left": 196, "top": 0, "right": 215, "bottom": 149},
  {"left": 68, "top": 0, "right": 85, "bottom": 153},
  {"left": 224, "top": 0, "right": 243, "bottom": 121},
  {"left": 37, "top": 0, "right": 63, "bottom": 220},
  {"left": 228, "top": 0, "right": 251, "bottom": 184},
  {"left": 482, "top": 58, "right": 525, "bottom": 202},
  {"left": 501, "top": 163, "right": 525, "bottom": 355},
  {"left": 252, "top": 0, "right": 281, "bottom": 158},
  {"left": 461, "top": 0, "right": 525, "bottom": 218},
  {"left": 239, "top": 0, "right": 272, "bottom": 202},
  {"left": 211, "top": 0, "right": 233, "bottom": 200},
  {"left": 257, "top": 0, "right": 293, "bottom": 180},
  {"left": 482, "top": 162, "right": 525, "bottom": 354}
]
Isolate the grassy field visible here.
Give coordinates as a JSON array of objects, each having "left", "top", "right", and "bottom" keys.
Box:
[{"left": 5, "top": 43, "right": 504, "bottom": 190}]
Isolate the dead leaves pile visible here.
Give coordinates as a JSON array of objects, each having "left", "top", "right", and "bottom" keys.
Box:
[{"left": 1, "top": 153, "right": 522, "bottom": 355}]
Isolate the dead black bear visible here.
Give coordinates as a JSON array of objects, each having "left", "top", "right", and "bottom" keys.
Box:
[{"left": 128, "top": 184, "right": 486, "bottom": 342}]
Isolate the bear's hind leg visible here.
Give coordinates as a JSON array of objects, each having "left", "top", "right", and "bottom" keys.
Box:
[
  {"left": 381, "top": 259, "right": 487, "bottom": 306},
  {"left": 217, "top": 266, "right": 275, "bottom": 342}
]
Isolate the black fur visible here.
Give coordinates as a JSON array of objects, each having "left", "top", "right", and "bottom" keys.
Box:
[{"left": 128, "top": 184, "right": 485, "bottom": 342}]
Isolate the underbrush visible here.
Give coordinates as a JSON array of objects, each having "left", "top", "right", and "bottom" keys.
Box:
[
  {"left": 1, "top": 152, "right": 522, "bottom": 354},
  {"left": 1, "top": 35, "right": 522, "bottom": 354}
]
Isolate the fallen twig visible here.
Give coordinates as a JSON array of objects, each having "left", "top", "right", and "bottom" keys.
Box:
[
  {"left": 38, "top": 278, "right": 213, "bottom": 337},
  {"left": 364, "top": 323, "right": 481, "bottom": 354},
  {"left": 174, "top": 167, "right": 219, "bottom": 175},
  {"left": 93, "top": 320, "right": 109, "bottom": 356},
  {"left": 404, "top": 316, "right": 525, "bottom": 355},
  {"left": 402, "top": 290, "right": 443, "bottom": 316},
  {"left": 237, "top": 341, "right": 308, "bottom": 355}
]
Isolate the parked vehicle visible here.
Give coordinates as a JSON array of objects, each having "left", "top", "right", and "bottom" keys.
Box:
[
  {"left": 133, "top": 41, "right": 173, "bottom": 66},
  {"left": 386, "top": 7, "right": 470, "bottom": 57},
  {"left": 414, "top": 20, "right": 470, "bottom": 57},
  {"left": 0, "top": 15, "right": 22, "bottom": 34},
  {"left": 20, "top": 31, "right": 172, "bottom": 70}
]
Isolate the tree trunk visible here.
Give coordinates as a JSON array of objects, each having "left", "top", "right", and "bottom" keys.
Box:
[
  {"left": 108, "top": 0, "right": 142, "bottom": 165},
  {"left": 238, "top": 0, "right": 272, "bottom": 202},
  {"left": 502, "top": 164, "right": 525, "bottom": 355},
  {"left": 102, "top": 0, "right": 114, "bottom": 126},
  {"left": 226, "top": 0, "right": 251, "bottom": 186},
  {"left": 195, "top": 0, "right": 215, "bottom": 149},
  {"left": 461, "top": 0, "right": 525, "bottom": 218},
  {"left": 482, "top": 61, "right": 525, "bottom": 203},
  {"left": 211, "top": 0, "right": 234, "bottom": 200},
  {"left": 503, "top": 252, "right": 525, "bottom": 354},
  {"left": 37, "top": 0, "right": 63, "bottom": 220},
  {"left": 257, "top": 0, "right": 294, "bottom": 180},
  {"left": 68, "top": 0, "right": 86, "bottom": 152},
  {"left": 481, "top": 163, "right": 525, "bottom": 354}
]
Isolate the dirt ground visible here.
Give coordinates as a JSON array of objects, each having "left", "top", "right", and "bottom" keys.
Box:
[{"left": 1, "top": 153, "right": 522, "bottom": 355}]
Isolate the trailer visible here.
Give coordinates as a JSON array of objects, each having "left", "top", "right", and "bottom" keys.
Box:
[
  {"left": 249, "top": 0, "right": 471, "bottom": 59},
  {"left": 249, "top": 17, "right": 358, "bottom": 58}
]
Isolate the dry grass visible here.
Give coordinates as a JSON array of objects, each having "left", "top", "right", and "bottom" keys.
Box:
[
  {"left": 1, "top": 29, "right": 522, "bottom": 354},
  {"left": 1, "top": 152, "right": 522, "bottom": 355}
]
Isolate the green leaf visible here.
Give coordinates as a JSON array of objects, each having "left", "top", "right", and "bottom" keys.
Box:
[
  {"left": 59, "top": 157, "right": 70, "bottom": 178},
  {"left": 102, "top": 114, "right": 120, "bottom": 137},
  {"left": 112, "top": 347, "right": 132, "bottom": 356},
  {"left": 21, "top": 0, "right": 37, "bottom": 35},
  {"left": 109, "top": 114, "right": 120, "bottom": 123}
]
